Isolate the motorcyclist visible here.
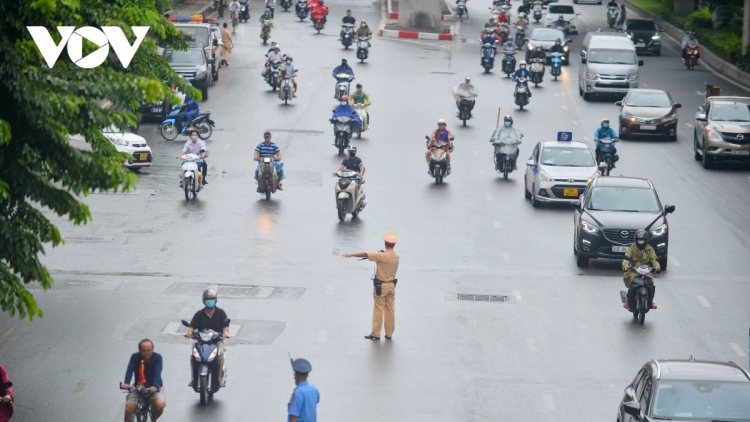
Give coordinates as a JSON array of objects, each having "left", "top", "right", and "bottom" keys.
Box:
[
  {"left": 529, "top": 45, "right": 546, "bottom": 62},
  {"left": 497, "top": 7, "right": 511, "bottom": 23},
  {"left": 332, "top": 58, "right": 354, "bottom": 99},
  {"left": 593, "top": 118, "right": 619, "bottom": 165},
  {"left": 550, "top": 38, "right": 565, "bottom": 55},
  {"left": 607, "top": 0, "right": 618, "bottom": 8},
  {"left": 264, "top": 44, "right": 284, "bottom": 80},
  {"left": 355, "top": 20, "right": 372, "bottom": 46},
  {"left": 311, "top": 0, "right": 329, "bottom": 24},
  {"left": 185, "top": 289, "right": 230, "bottom": 387},
  {"left": 339, "top": 9, "right": 356, "bottom": 41},
  {"left": 622, "top": 230, "right": 660, "bottom": 310},
  {"left": 517, "top": 0, "right": 530, "bottom": 15},
  {"left": 512, "top": 61, "right": 532, "bottom": 97},
  {"left": 426, "top": 119, "right": 454, "bottom": 174},
  {"left": 681, "top": 31, "right": 700, "bottom": 63},
  {"left": 451, "top": 76, "right": 478, "bottom": 114},
  {"left": 502, "top": 39, "right": 518, "bottom": 55},
  {"left": 254, "top": 131, "right": 286, "bottom": 190},
  {"left": 175, "top": 95, "right": 199, "bottom": 131},
  {"left": 515, "top": 12, "right": 529, "bottom": 29},
  {"left": 484, "top": 17, "right": 498, "bottom": 30},
  {"left": 279, "top": 56, "right": 298, "bottom": 97},
  {"left": 259, "top": 8, "right": 274, "bottom": 38},
  {"left": 239, "top": 0, "right": 250, "bottom": 20},
  {"left": 177, "top": 129, "right": 210, "bottom": 186},
  {"left": 490, "top": 115, "right": 523, "bottom": 171},
  {"left": 330, "top": 95, "right": 362, "bottom": 144},
  {"left": 266, "top": 41, "right": 278, "bottom": 55},
  {"left": 348, "top": 83, "right": 372, "bottom": 127},
  {"left": 481, "top": 28, "right": 498, "bottom": 46},
  {"left": 332, "top": 145, "right": 365, "bottom": 196},
  {"left": 553, "top": 14, "right": 568, "bottom": 31}
]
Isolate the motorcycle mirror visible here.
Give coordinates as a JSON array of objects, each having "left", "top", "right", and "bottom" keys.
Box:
[
  {"left": 623, "top": 402, "right": 641, "bottom": 418},
  {"left": 664, "top": 205, "right": 675, "bottom": 214},
  {"left": 425, "top": 135, "right": 430, "bottom": 140},
  {"left": 525, "top": 158, "right": 534, "bottom": 166},
  {"left": 223, "top": 318, "right": 231, "bottom": 325},
  {"left": 567, "top": 39, "right": 572, "bottom": 43},
  {"left": 614, "top": 101, "right": 623, "bottom": 106},
  {"left": 181, "top": 319, "right": 190, "bottom": 327},
  {"left": 570, "top": 200, "right": 580, "bottom": 209},
  {"left": 598, "top": 162, "right": 608, "bottom": 169},
  {"left": 674, "top": 103, "right": 682, "bottom": 108},
  {"left": 638, "top": 59, "right": 644, "bottom": 66}
]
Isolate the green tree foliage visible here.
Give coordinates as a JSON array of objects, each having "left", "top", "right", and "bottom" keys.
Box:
[
  {"left": 0, "top": 0, "right": 199, "bottom": 319},
  {"left": 685, "top": 7, "right": 713, "bottom": 30}
]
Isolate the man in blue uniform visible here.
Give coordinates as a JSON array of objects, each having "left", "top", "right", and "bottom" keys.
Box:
[{"left": 288, "top": 358, "right": 320, "bottom": 422}]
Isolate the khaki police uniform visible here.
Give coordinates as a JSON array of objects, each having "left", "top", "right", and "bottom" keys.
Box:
[
  {"left": 367, "top": 233, "right": 400, "bottom": 338},
  {"left": 622, "top": 244, "right": 660, "bottom": 287}
]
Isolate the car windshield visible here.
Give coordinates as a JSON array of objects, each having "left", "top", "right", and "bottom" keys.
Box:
[
  {"left": 177, "top": 27, "right": 210, "bottom": 46},
  {"left": 548, "top": 5, "right": 574, "bottom": 13},
  {"left": 588, "top": 49, "right": 637, "bottom": 64},
  {"left": 586, "top": 186, "right": 660, "bottom": 212},
  {"left": 626, "top": 92, "right": 672, "bottom": 108},
  {"left": 626, "top": 20, "right": 657, "bottom": 31},
  {"left": 163, "top": 49, "right": 205, "bottom": 65},
  {"left": 540, "top": 147, "right": 595, "bottom": 167},
  {"left": 710, "top": 103, "right": 750, "bottom": 122},
  {"left": 652, "top": 380, "right": 750, "bottom": 420},
  {"left": 531, "top": 29, "right": 564, "bottom": 41}
]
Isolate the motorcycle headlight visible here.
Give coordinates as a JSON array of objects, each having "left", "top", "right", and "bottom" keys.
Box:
[
  {"left": 527, "top": 44, "right": 534, "bottom": 50},
  {"left": 651, "top": 34, "right": 660, "bottom": 40},
  {"left": 563, "top": 45, "right": 568, "bottom": 51},
  {"left": 662, "top": 114, "right": 676, "bottom": 122},
  {"left": 538, "top": 169, "right": 554, "bottom": 182},
  {"left": 706, "top": 128, "right": 723, "bottom": 143},
  {"left": 585, "top": 72, "right": 595, "bottom": 79},
  {"left": 581, "top": 220, "right": 599, "bottom": 234},
  {"left": 650, "top": 224, "right": 667, "bottom": 237},
  {"left": 625, "top": 32, "right": 632, "bottom": 38},
  {"left": 207, "top": 348, "right": 218, "bottom": 362},
  {"left": 628, "top": 74, "right": 638, "bottom": 81},
  {"left": 192, "top": 348, "right": 201, "bottom": 361}
]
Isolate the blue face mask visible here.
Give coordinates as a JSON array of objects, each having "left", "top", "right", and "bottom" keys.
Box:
[
  {"left": 504, "top": 121, "right": 512, "bottom": 127},
  {"left": 602, "top": 124, "right": 609, "bottom": 128},
  {"left": 204, "top": 300, "right": 216, "bottom": 308}
]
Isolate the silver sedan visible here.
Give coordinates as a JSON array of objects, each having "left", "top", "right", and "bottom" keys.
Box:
[{"left": 524, "top": 140, "right": 599, "bottom": 207}]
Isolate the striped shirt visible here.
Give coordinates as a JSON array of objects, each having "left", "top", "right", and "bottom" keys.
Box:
[{"left": 255, "top": 141, "right": 280, "bottom": 157}]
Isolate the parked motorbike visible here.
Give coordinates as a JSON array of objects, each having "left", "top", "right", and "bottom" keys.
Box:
[
  {"left": 260, "top": 20, "right": 272, "bottom": 44},
  {"left": 181, "top": 319, "right": 228, "bottom": 404},
  {"left": 550, "top": 51, "right": 563, "bottom": 80},
  {"left": 160, "top": 106, "right": 215, "bottom": 141},
  {"left": 280, "top": 0, "right": 292, "bottom": 11},
  {"left": 529, "top": 58, "right": 545, "bottom": 86},
  {"left": 502, "top": 51, "right": 517, "bottom": 77},
  {"left": 335, "top": 170, "right": 366, "bottom": 221},
  {"left": 532, "top": 1, "right": 543, "bottom": 22},
  {"left": 684, "top": 44, "right": 699, "bottom": 70},
  {"left": 313, "top": 15, "right": 326, "bottom": 33},
  {"left": 334, "top": 73, "right": 354, "bottom": 100},
  {"left": 620, "top": 265, "right": 655, "bottom": 325},
  {"left": 333, "top": 116, "right": 353, "bottom": 155},
  {"left": 180, "top": 154, "right": 204, "bottom": 201},
  {"left": 341, "top": 23, "right": 355, "bottom": 49},
  {"left": 481, "top": 42, "right": 497, "bottom": 73},
  {"left": 456, "top": 0, "right": 468, "bottom": 18},
  {"left": 279, "top": 74, "right": 293, "bottom": 105},
  {"left": 607, "top": 6, "right": 619, "bottom": 28},
  {"left": 257, "top": 156, "right": 280, "bottom": 200},
  {"left": 514, "top": 25, "right": 526, "bottom": 47},
  {"left": 426, "top": 136, "right": 453, "bottom": 184},
  {"left": 596, "top": 137, "right": 619, "bottom": 176},
  {"left": 296, "top": 0, "right": 309, "bottom": 20},
  {"left": 457, "top": 99, "right": 473, "bottom": 126},
  {"left": 514, "top": 76, "right": 530, "bottom": 109},
  {"left": 353, "top": 103, "right": 369, "bottom": 138},
  {"left": 267, "top": 60, "right": 281, "bottom": 91},
  {"left": 356, "top": 36, "right": 369, "bottom": 62},
  {"left": 240, "top": 1, "right": 250, "bottom": 22}
]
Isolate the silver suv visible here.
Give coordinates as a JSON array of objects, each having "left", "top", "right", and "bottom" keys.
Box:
[{"left": 694, "top": 96, "right": 750, "bottom": 169}]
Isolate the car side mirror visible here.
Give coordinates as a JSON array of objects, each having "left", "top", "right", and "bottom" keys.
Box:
[
  {"left": 571, "top": 200, "right": 581, "bottom": 209},
  {"left": 638, "top": 59, "right": 644, "bottom": 66},
  {"left": 615, "top": 101, "right": 623, "bottom": 106},
  {"left": 526, "top": 158, "right": 535, "bottom": 166},
  {"left": 581, "top": 57, "right": 587, "bottom": 64},
  {"left": 664, "top": 204, "right": 675, "bottom": 214},
  {"left": 181, "top": 320, "right": 190, "bottom": 327},
  {"left": 674, "top": 103, "right": 682, "bottom": 108},
  {"left": 207, "top": 58, "right": 215, "bottom": 65},
  {"left": 598, "top": 162, "right": 608, "bottom": 169},
  {"left": 623, "top": 402, "right": 641, "bottom": 418},
  {"left": 695, "top": 113, "right": 707, "bottom": 121}
]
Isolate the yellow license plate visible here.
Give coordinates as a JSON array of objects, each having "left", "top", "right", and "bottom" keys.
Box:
[
  {"left": 563, "top": 188, "right": 578, "bottom": 197},
  {"left": 139, "top": 154, "right": 148, "bottom": 161}
]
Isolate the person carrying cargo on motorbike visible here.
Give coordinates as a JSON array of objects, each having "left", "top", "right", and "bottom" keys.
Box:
[
  {"left": 489, "top": 115, "right": 523, "bottom": 170},
  {"left": 593, "top": 118, "right": 619, "bottom": 166},
  {"left": 622, "top": 230, "right": 660, "bottom": 310}
]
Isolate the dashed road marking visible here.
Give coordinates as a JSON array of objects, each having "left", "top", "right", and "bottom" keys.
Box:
[
  {"left": 561, "top": 105, "right": 568, "bottom": 111},
  {"left": 526, "top": 338, "right": 538, "bottom": 352},
  {"left": 0, "top": 327, "right": 14, "bottom": 348},
  {"left": 671, "top": 257, "right": 681, "bottom": 267},
  {"left": 513, "top": 290, "right": 522, "bottom": 303},
  {"left": 696, "top": 295, "right": 711, "bottom": 307},
  {"left": 486, "top": 194, "right": 493, "bottom": 201},
  {"left": 325, "top": 284, "right": 334, "bottom": 295},
  {"left": 695, "top": 90, "right": 704, "bottom": 96},
  {"left": 642, "top": 83, "right": 649, "bottom": 88},
  {"left": 318, "top": 329, "right": 327, "bottom": 344},
  {"left": 160, "top": 242, "right": 171, "bottom": 251},
  {"left": 730, "top": 343, "right": 747, "bottom": 357},
  {"left": 137, "top": 278, "right": 150, "bottom": 290},
  {"left": 74, "top": 379, "right": 88, "bottom": 395},
  {"left": 110, "top": 324, "right": 122, "bottom": 338},
  {"left": 543, "top": 393, "right": 556, "bottom": 411},
  {"left": 572, "top": 120, "right": 579, "bottom": 126},
  {"left": 223, "top": 144, "right": 230, "bottom": 150},
  {"left": 493, "top": 221, "right": 501, "bottom": 229}
]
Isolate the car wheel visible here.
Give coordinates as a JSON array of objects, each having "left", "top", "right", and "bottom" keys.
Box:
[
  {"left": 702, "top": 140, "right": 714, "bottom": 169},
  {"left": 658, "top": 256, "right": 668, "bottom": 271},
  {"left": 669, "top": 132, "right": 677, "bottom": 141},
  {"left": 579, "top": 86, "right": 583, "bottom": 96},
  {"left": 524, "top": 175, "right": 532, "bottom": 199},
  {"left": 582, "top": 92, "right": 590, "bottom": 101},
  {"left": 201, "top": 84, "right": 209, "bottom": 101},
  {"left": 531, "top": 183, "right": 540, "bottom": 208},
  {"left": 693, "top": 131, "right": 701, "bottom": 161},
  {"left": 576, "top": 254, "right": 589, "bottom": 267}
]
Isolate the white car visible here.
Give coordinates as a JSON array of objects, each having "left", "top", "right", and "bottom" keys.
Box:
[
  {"left": 102, "top": 129, "right": 153, "bottom": 171},
  {"left": 524, "top": 139, "right": 599, "bottom": 207},
  {"left": 544, "top": 3, "right": 579, "bottom": 34}
]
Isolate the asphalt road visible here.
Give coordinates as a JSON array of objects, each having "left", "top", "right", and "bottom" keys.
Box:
[{"left": 1, "top": 0, "right": 749, "bottom": 420}]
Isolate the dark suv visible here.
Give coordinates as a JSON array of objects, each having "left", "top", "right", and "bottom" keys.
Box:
[
  {"left": 623, "top": 18, "right": 662, "bottom": 56},
  {"left": 694, "top": 96, "right": 750, "bottom": 169},
  {"left": 162, "top": 45, "right": 213, "bottom": 100},
  {"left": 618, "top": 359, "right": 750, "bottom": 422},
  {"left": 572, "top": 176, "right": 674, "bottom": 269}
]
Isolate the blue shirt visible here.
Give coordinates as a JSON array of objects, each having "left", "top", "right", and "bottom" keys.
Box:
[
  {"left": 332, "top": 64, "right": 354, "bottom": 78},
  {"left": 593, "top": 126, "right": 618, "bottom": 142},
  {"left": 288, "top": 381, "right": 319, "bottom": 422},
  {"left": 124, "top": 352, "right": 163, "bottom": 388},
  {"left": 256, "top": 141, "right": 281, "bottom": 157}
]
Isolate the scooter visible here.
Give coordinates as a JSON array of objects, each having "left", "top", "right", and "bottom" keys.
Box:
[
  {"left": 481, "top": 42, "right": 496, "bottom": 73},
  {"left": 514, "top": 77, "right": 530, "bottom": 109},
  {"left": 684, "top": 44, "right": 699, "bottom": 70},
  {"left": 356, "top": 36, "right": 369, "bottom": 62},
  {"left": 257, "top": 156, "right": 280, "bottom": 200},
  {"left": 426, "top": 136, "right": 453, "bottom": 184},
  {"left": 334, "top": 74, "right": 354, "bottom": 100},
  {"left": 529, "top": 58, "right": 545, "bottom": 86},
  {"left": 240, "top": 1, "right": 250, "bottom": 22},
  {"left": 341, "top": 23, "right": 355, "bottom": 49},
  {"left": 456, "top": 0, "right": 468, "bottom": 18},
  {"left": 160, "top": 106, "right": 215, "bottom": 141},
  {"left": 353, "top": 103, "right": 369, "bottom": 138},
  {"left": 552, "top": 17, "right": 570, "bottom": 36},
  {"left": 620, "top": 265, "right": 655, "bottom": 325},
  {"left": 493, "top": 142, "right": 519, "bottom": 180},
  {"left": 532, "top": 1, "right": 543, "bottom": 22},
  {"left": 596, "top": 137, "right": 619, "bottom": 175},
  {"left": 457, "top": 99, "right": 473, "bottom": 126},
  {"left": 332, "top": 116, "right": 353, "bottom": 155},
  {"left": 180, "top": 154, "right": 203, "bottom": 201},
  {"left": 260, "top": 19, "right": 273, "bottom": 44},
  {"left": 606, "top": 6, "right": 619, "bottom": 28},
  {"left": 296, "top": 0, "right": 309, "bottom": 20},
  {"left": 313, "top": 15, "right": 326, "bottom": 33},
  {"left": 502, "top": 51, "right": 517, "bottom": 77},
  {"left": 550, "top": 51, "right": 563, "bottom": 80},
  {"left": 498, "top": 24, "right": 510, "bottom": 44},
  {"left": 279, "top": 74, "right": 293, "bottom": 105},
  {"left": 514, "top": 25, "right": 526, "bottom": 47},
  {"left": 280, "top": 0, "right": 292, "bottom": 11},
  {"left": 181, "top": 319, "right": 229, "bottom": 404},
  {"left": 335, "top": 170, "right": 366, "bottom": 221},
  {"left": 267, "top": 60, "right": 281, "bottom": 91}
]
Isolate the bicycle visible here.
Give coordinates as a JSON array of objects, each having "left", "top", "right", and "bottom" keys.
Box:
[
  {"left": 121, "top": 383, "right": 153, "bottom": 422},
  {"left": 232, "top": 11, "right": 239, "bottom": 33}
]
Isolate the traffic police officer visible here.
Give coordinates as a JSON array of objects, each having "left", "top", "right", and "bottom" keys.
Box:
[
  {"left": 288, "top": 358, "right": 320, "bottom": 422},
  {"left": 343, "top": 232, "right": 400, "bottom": 340}
]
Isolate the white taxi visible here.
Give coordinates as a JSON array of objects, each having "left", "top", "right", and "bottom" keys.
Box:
[{"left": 102, "top": 128, "right": 153, "bottom": 172}]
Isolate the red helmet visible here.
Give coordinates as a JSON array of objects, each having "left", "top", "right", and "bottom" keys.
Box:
[{"left": 340, "top": 95, "right": 348, "bottom": 101}]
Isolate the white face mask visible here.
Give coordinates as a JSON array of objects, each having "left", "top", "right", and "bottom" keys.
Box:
[
  {"left": 340, "top": 102, "right": 347, "bottom": 106},
  {"left": 190, "top": 136, "right": 198, "bottom": 142}
]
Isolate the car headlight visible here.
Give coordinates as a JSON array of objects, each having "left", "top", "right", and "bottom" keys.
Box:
[
  {"left": 207, "top": 348, "right": 218, "bottom": 362},
  {"left": 650, "top": 224, "right": 667, "bottom": 237},
  {"left": 538, "top": 169, "right": 554, "bottom": 182},
  {"left": 581, "top": 220, "right": 599, "bottom": 234},
  {"left": 706, "top": 128, "right": 723, "bottom": 143},
  {"left": 107, "top": 136, "right": 129, "bottom": 146},
  {"left": 192, "top": 348, "right": 200, "bottom": 361},
  {"left": 195, "top": 69, "right": 207, "bottom": 78},
  {"left": 585, "top": 72, "right": 595, "bottom": 79},
  {"left": 625, "top": 32, "right": 632, "bottom": 38},
  {"left": 563, "top": 45, "right": 568, "bottom": 51},
  {"left": 528, "top": 44, "right": 535, "bottom": 50},
  {"left": 621, "top": 113, "right": 635, "bottom": 122},
  {"left": 662, "top": 114, "right": 676, "bottom": 122},
  {"left": 628, "top": 74, "right": 638, "bottom": 81},
  {"left": 651, "top": 34, "right": 660, "bottom": 40}
]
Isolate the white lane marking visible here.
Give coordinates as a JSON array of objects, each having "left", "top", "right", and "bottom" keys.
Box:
[
  {"left": 553, "top": 93, "right": 560, "bottom": 97},
  {"left": 0, "top": 327, "right": 14, "bottom": 348},
  {"left": 486, "top": 194, "right": 493, "bottom": 201},
  {"left": 137, "top": 278, "right": 150, "bottom": 290},
  {"left": 501, "top": 252, "right": 510, "bottom": 261},
  {"left": 642, "top": 83, "right": 649, "bottom": 88},
  {"left": 671, "top": 257, "right": 681, "bottom": 267},
  {"left": 543, "top": 393, "right": 556, "bottom": 411},
  {"left": 561, "top": 105, "right": 569, "bottom": 111},
  {"left": 74, "top": 379, "right": 88, "bottom": 395},
  {"left": 572, "top": 120, "right": 579, "bottom": 126},
  {"left": 223, "top": 144, "right": 230, "bottom": 150},
  {"left": 731, "top": 343, "right": 747, "bottom": 357},
  {"left": 110, "top": 324, "right": 123, "bottom": 338},
  {"left": 474, "top": 150, "right": 480, "bottom": 156},
  {"left": 696, "top": 295, "right": 711, "bottom": 307},
  {"left": 685, "top": 123, "right": 693, "bottom": 128},
  {"left": 318, "top": 329, "right": 327, "bottom": 344},
  {"left": 325, "top": 284, "right": 334, "bottom": 295},
  {"left": 696, "top": 90, "right": 704, "bottom": 96},
  {"left": 493, "top": 221, "right": 501, "bottom": 229},
  {"left": 526, "top": 338, "right": 538, "bottom": 352}
]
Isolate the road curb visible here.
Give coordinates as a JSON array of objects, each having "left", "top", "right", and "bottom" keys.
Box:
[
  {"left": 385, "top": 0, "right": 455, "bottom": 21},
  {"left": 379, "top": 27, "right": 454, "bottom": 40}
]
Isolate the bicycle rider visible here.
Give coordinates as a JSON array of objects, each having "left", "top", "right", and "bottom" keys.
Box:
[{"left": 121, "top": 339, "right": 166, "bottom": 422}]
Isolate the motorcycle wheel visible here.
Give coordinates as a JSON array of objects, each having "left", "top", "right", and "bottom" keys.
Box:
[
  {"left": 272, "top": 79, "right": 277, "bottom": 92},
  {"left": 192, "top": 177, "right": 198, "bottom": 197},
  {"left": 337, "top": 199, "right": 346, "bottom": 221},
  {"left": 196, "top": 121, "right": 213, "bottom": 140},
  {"left": 184, "top": 177, "right": 192, "bottom": 201},
  {"left": 357, "top": 128, "right": 362, "bottom": 139},
  {"left": 160, "top": 122, "right": 179, "bottom": 141},
  {"left": 262, "top": 34, "right": 268, "bottom": 44},
  {"left": 503, "top": 161, "right": 509, "bottom": 180},
  {"left": 199, "top": 374, "right": 208, "bottom": 405},
  {"left": 638, "top": 294, "right": 647, "bottom": 325},
  {"left": 299, "top": 15, "right": 304, "bottom": 21},
  {"left": 605, "top": 158, "right": 612, "bottom": 176},
  {"left": 265, "top": 177, "right": 272, "bottom": 201},
  {"left": 484, "top": 66, "right": 490, "bottom": 74}
]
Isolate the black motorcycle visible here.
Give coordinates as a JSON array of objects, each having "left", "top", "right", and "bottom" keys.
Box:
[
  {"left": 502, "top": 52, "right": 516, "bottom": 77},
  {"left": 280, "top": 0, "right": 292, "bottom": 11},
  {"left": 267, "top": 60, "right": 281, "bottom": 91},
  {"left": 341, "top": 23, "right": 355, "bottom": 49},
  {"left": 240, "top": 1, "right": 250, "bottom": 22},
  {"left": 356, "top": 36, "right": 369, "bottom": 62},
  {"left": 481, "top": 42, "right": 496, "bottom": 73},
  {"left": 181, "top": 319, "right": 230, "bottom": 405},
  {"left": 457, "top": 99, "right": 473, "bottom": 126},
  {"left": 296, "top": 0, "right": 309, "bottom": 20},
  {"left": 620, "top": 265, "right": 655, "bottom": 325}
]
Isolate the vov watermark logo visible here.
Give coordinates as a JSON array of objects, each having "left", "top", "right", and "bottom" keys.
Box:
[{"left": 27, "top": 26, "right": 149, "bottom": 68}]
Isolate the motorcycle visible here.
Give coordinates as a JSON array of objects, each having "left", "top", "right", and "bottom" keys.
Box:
[
  {"left": 356, "top": 36, "right": 369, "bottom": 62},
  {"left": 335, "top": 170, "right": 366, "bottom": 221},
  {"left": 281, "top": 0, "right": 292, "bottom": 11},
  {"left": 341, "top": 23, "right": 355, "bottom": 49},
  {"left": 456, "top": 0, "right": 468, "bottom": 18},
  {"left": 181, "top": 319, "right": 229, "bottom": 404},
  {"left": 514, "top": 76, "right": 530, "bottom": 109},
  {"left": 620, "top": 265, "right": 655, "bottom": 325},
  {"left": 296, "top": 0, "right": 309, "bottom": 20},
  {"left": 257, "top": 156, "right": 280, "bottom": 200},
  {"left": 493, "top": 142, "right": 519, "bottom": 180},
  {"left": 180, "top": 154, "right": 204, "bottom": 201},
  {"left": 334, "top": 73, "right": 354, "bottom": 100},
  {"left": 267, "top": 60, "right": 281, "bottom": 91},
  {"left": 684, "top": 44, "right": 699, "bottom": 70},
  {"left": 279, "top": 74, "right": 293, "bottom": 104},
  {"left": 514, "top": 25, "right": 526, "bottom": 48},
  {"left": 160, "top": 106, "right": 215, "bottom": 141},
  {"left": 552, "top": 17, "right": 570, "bottom": 36},
  {"left": 260, "top": 19, "right": 273, "bottom": 44},
  {"left": 532, "top": 1, "right": 543, "bottom": 22},
  {"left": 426, "top": 136, "right": 453, "bottom": 184},
  {"left": 313, "top": 15, "right": 326, "bottom": 33},
  {"left": 597, "top": 137, "right": 618, "bottom": 176},
  {"left": 529, "top": 58, "right": 545, "bottom": 86},
  {"left": 481, "top": 42, "right": 497, "bottom": 73},
  {"left": 606, "top": 6, "right": 619, "bottom": 28},
  {"left": 498, "top": 24, "right": 510, "bottom": 44},
  {"left": 353, "top": 103, "right": 369, "bottom": 138},
  {"left": 457, "top": 98, "right": 473, "bottom": 126},
  {"left": 240, "top": 1, "right": 250, "bottom": 22},
  {"left": 550, "top": 51, "right": 562, "bottom": 80},
  {"left": 333, "top": 116, "right": 353, "bottom": 155},
  {"left": 502, "top": 51, "right": 517, "bottom": 77}
]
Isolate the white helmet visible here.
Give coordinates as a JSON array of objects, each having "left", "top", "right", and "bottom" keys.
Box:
[
  {"left": 437, "top": 119, "right": 447, "bottom": 125},
  {"left": 519, "top": 60, "right": 527, "bottom": 66}
]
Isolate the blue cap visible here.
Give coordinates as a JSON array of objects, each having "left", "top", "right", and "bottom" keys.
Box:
[{"left": 292, "top": 358, "right": 312, "bottom": 374}]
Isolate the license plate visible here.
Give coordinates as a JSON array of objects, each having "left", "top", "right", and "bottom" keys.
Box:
[
  {"left": 612, "top": 246, "right": 628, "bottom": 253},
  {"left": 151, "top": 107, "right": 161, "bottom": 113},
  {"left": 139, "top": 154, "right": 148, "bottom": 161},
  {"left": 640, "top": 125, "right": 656, "bottom": 130},
  {"left": 730, "top": 150, "right": 750, "bottom": 155},
  {"left": 636, "top": 43, "right": 645, "bottom": 47},
  {"left": 563, "top": 188, "right": 578, "bottom": 197}
]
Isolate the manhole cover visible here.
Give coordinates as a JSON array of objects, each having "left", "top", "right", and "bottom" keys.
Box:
[
  {"left": 124, "top": 229, "right": 154, "bottom": 234},
  {"left": 456, "top": 294, "right": 509, "bottom": 302}
]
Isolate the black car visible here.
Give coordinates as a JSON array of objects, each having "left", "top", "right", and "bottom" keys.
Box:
[
  {"left": 162, "top": 45, "right": 214, "bottom": 100},
  {"left": 623, "top": 19, "right": 662, "bottom": 56},
  {"left": 618, "top": 359, "right": 750, "bottom": 422},
  {"left": 573, "top": 176, "right": 674, "bottom": 268},
  {"left": 138, "top": 99, "right": 170, "bottom": 122}
]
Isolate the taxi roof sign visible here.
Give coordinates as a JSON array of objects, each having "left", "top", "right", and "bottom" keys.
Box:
[{"left": 557, "top": 132, "right": 572, "bottom": 142}]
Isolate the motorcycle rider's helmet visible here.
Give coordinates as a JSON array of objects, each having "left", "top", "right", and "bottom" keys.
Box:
[
  {"left": 356, "top": 83, "right": 362, "bottom": 89},
  {"left": 601, "top": 118, "right": 610, "bottom": 124},
  {"left": 202, "top": 288, "right": 217, "bottom": 303},
  {"left": 347, "top": 145, "right": 357, "bottom": 154},
  {"left": 503, "top": 115, "right": 514, "bottom": 125},
  {"left": 555, "top": 38, "right": 562, "bottom": 46},
  {"left": 519, "top": 60, "right": 527, "bottom": 68},
  {"left": 634, "top": 230, "right": 649, "bottom": 250},
  {"left": 437, "top": 118, "right": 446, "bottom": 126},
  {"left": 361, "top": 20, "right": 367, "bottom": 26}
]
